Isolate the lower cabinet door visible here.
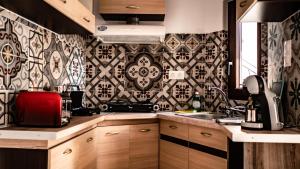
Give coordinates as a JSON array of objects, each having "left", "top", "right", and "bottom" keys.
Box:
[
  {"left": 48, "top": 129, "right": 97, "bottom": 169},
  {"left": 159, "top": 140, "right": 188, "bottom": 169},
  {"left": 129, "top": 124, "right": 159, "bottom": 169},
  {"left": 97, "top": 125, "right": 130, "bottom": 169},
  {"left": 189, "top": 148, "right": 227, "bottom": 169}
]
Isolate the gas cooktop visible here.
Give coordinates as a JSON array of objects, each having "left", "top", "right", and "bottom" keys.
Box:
[{"left": 105, "top": 100, "right": 159, "bottom": 113}]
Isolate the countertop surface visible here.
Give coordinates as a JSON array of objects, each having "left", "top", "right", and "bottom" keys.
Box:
[
  {"left": 0, "top": 112, "right": 300, "bottom": 145},
  {"left": 0, "top": 113, "right": 157, "bottom": 140}
]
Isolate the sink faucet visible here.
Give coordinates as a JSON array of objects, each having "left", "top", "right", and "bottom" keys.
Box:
[{"left": 208, "top": 86, "right": 229, "bottom": 107}]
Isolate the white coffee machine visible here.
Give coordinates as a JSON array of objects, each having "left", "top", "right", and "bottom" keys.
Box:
[{"left": 241, "top": 75, "right": 283, "bottom": 130}]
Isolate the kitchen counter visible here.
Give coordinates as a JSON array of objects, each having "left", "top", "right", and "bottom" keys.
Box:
[
  {"left": 157, "top": 112, "right": 300, "bottom": 144},
  {"left": 0, "top": 112, "right": 300, "bottom": 149},
  {"left": 0, "top": 113, "right": 157, "bottom": 149}
]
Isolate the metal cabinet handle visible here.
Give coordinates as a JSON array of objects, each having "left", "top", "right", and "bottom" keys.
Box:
[
  {"left": 83, "top": 17, "right": 90, "bottom": 23},
  {"left": 169, "top": 125, "right": 178, "bottom": 129},
  {"left": 60, "top": 0, "right": 67, "bottom": 4},
  {"left": 105, "top": 131, "right": 120, "bottom": 136},
  {"left": 63, "top": 148, "right": 72, "bottom": 155},
  {"left": 139, "top": 129, "right": 151, "bottom": 132},
  {"left": 126, "top": 5, "right": 140, "bottom": 9},
  {"left": 239, "top": 0, "right": 247, "bottom": 7},
  {"left": 200, "top": 132, "right": 212, "bottom": 137},
  {"left": 87, "top": 137, "right": 94, "bottom": 143}
]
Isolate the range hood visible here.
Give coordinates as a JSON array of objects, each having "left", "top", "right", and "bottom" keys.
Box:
[{"left": 95, "top": 24, "right": 166, "bottom": 44}]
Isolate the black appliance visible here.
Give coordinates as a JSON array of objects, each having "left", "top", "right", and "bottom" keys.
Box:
[
  {"left": 241, "top": 75, "right": 283, "bottom": 130},
  {"left": 106, "top": 100, "right": 159, "bottom": 113}
]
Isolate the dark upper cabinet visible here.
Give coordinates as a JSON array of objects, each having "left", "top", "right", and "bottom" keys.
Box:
[
  {"left": 237, "top": 0, "right": 300, "bottom": 22},
  {"left": 0, "top": 0, "right": 95, "bottom": 35}
]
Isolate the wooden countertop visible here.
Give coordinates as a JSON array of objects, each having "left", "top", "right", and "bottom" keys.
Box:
[{"left": 0, "top": 112, "right": 300, "bottom": 149}]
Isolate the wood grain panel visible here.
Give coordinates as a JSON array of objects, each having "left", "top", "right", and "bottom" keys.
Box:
[
  {"left": 129, "top": 124, "right": 159, "bottom": 169},
  {"left": 160, "top": 120, "right": 188, "bottom": 140},
  {"left": 244, "top": 143, "right": 300, "bottom": 169},
  {"left": 48, "top": 129, "right": 97, "bottom": 169},
  {"left": 97, "top": 126, "right": 130, "bottom": 169},
  {"left": 189, "top": 148, "right": 227, "bottom": 169},
  {"left": 189, "top": 125, "right": 227, "bottom": 152},
  {"left": 159, "top": 140, "right": 188, "bottom": 169},
  {"left": 99, "top": 0, "right": 165, "bottom": 14}
]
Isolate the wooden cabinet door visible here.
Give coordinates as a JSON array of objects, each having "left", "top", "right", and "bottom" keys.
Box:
[
  {"left": 97, "top": 125, "right": 130, "bottom": 169},
  {"left": 189, "top": 149, "right": 227, "bottom": 169},
  {"left": 159, "top": 140, "right": 188, "bottom": 169},
  {"left": 48, "top": 129, "right": 97, "bottom": 169},
  {"left": 44, "top": 0, "right": 95, "bottom": 33},
  {"left": 98, "top": 0, "right": 165, "bottom": 14},
  {"left": 129, "top": 124, "right": 159, "bottom": 169}
]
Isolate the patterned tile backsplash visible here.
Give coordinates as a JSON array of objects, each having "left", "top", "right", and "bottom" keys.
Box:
[
  {"left": 263, "top": 11, "right": 300, "bottom": 126},
  {"left": 2, "top": 5, "right": 299, "bottom": 128},
  {"left": 85, "top": 31, "right": 229, "bottom": 112},
  {"left": 0, "top": 8, "right": 86, "bottom": 127}
]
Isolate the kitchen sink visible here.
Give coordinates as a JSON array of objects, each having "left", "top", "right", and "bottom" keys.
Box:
[{"left": 175, "top": 112, "right": 244, "bottom": 124}]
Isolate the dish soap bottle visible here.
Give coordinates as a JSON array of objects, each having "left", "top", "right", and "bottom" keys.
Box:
[{"left": 192, "top": 91, "right": 201, "bottom": 112}]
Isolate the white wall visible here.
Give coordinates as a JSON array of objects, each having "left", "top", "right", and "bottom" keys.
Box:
[
  {"left": 94, "top": 0, "right": 228, "bottom": 34},
  {"left": 164, "top": 0, "right": 228, "bottom": 33}
]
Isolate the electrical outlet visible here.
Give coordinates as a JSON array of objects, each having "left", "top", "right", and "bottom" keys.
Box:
[{"left": 169, "top": 71, "right": 185, "bottom": 80}]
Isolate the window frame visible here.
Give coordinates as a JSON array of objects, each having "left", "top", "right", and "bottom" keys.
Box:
[{"left": 227, "top": 0, "right": 261, "bottom": 100}]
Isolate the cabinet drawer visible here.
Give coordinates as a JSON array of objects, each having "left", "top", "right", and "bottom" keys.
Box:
[
  {"left": 49, "top": 129, "right": 96, "bottom": 169},
  {"left": 130, "top": 124, "right": 159, "bottom": 169},
  {"left": 98, "top": 125, "right": 129, "bottom": 143},
  {"left": 44, "top": 0, "right": 95, "bottom": 33},
  {"left": 99, "top": 0, "right": 165, "bottom": 14},
  {"left": 189, "top": 125, "right": 227, "bottom": 151},
  {"left": 160, "top": 120, "right": 188, "bottom": 140},
  {"left": 189, "top": 148, "right": 227, "bottom": 169},
  {"left": 160, "top": 140, "right": 188, "bottom": 169}
]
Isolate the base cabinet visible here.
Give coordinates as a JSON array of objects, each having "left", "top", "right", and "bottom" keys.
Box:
[
  {"left": 159, "top": 140, "right": 188, "bottom": 169},
  {"left": 48, "top": 129, "right": 97, "bottom": 169},
  {"left": 97, "top": 123, "right": 159, "bottom": 169},
  {"left": 189, "top": 148, "right": 227, "bottom": 169}
]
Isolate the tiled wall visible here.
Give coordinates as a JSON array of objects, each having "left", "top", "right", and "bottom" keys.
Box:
[
  {"left": 85, "top": 31, "right": 230, "bottom": 112},
  {"left": 0, "top": 8, "right": 86, "bottom": 127},
  {"left": 263, "top": 11, "right": 300, "bottom": 126}
]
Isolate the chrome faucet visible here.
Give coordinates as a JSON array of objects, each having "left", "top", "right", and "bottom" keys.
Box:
[{"left": 208, "top": 86, "right": 229, "bottom": 107}]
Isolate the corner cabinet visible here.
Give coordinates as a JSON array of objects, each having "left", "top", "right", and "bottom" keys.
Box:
[
  {"left": 159, "top": 120, "right": 228, "bottom": 169},
  {"left": 43, "top": 0, "right": 95, "bottom": 34},
  {"left": 97, "top": 123, "right": 159, "bottom": 169}
]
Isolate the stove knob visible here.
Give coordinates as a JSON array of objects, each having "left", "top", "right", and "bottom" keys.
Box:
[{"left": 153, "top": 105, "right": 160, "bottom": 112}]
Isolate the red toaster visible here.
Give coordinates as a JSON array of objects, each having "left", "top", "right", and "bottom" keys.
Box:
[{"left": 16, "top": 91, "right": 70, "bottom": 127}]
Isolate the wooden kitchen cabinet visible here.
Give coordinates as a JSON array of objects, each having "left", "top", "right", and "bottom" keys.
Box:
[
  {"left": 129, "top": 124, "right": 159, "bottom": 169},
  {"left": 97, "top": 125, "right": 130, "bottom": 169},
  {"left": 97, "top": 123, "right": 159, "bottom": 169},
  {"left": 189, "top": 148, "right": 227, "bottom": 169},
  {"left": 160, "top": 140, "right": 188, "bottom": 169},
  {"left": 160, "top": 120, "right": 228, "bottom": 169},
  {"left": 236, "top": 0, "right": 255, "bottom": 20},
  {"left": 43, "top": 0, "right": 95, "bottom": 33},
  {"left": 98, "top": 0, "right": 165, "bottom": 15},
  {"left": 48, "top": 129, "right": 97, "bottom": 169}
]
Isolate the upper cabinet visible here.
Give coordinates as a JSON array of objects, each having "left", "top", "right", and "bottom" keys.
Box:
[
  {"left": 236, "top": 0, "right": 300, "bottom": 22},
  {"left": 98, "top": 0, "right": 165, "bottom": 21},
  {"left": 0, "top": 0, "right": 95, "bottom": 35},
  {"left": 44, "top": 0, "right": 95, "bottom": 34}
]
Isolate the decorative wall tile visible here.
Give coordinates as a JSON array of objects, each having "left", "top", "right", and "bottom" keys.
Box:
[{"left": 85, "top": 31, "right": 229, "bottom": 112}]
